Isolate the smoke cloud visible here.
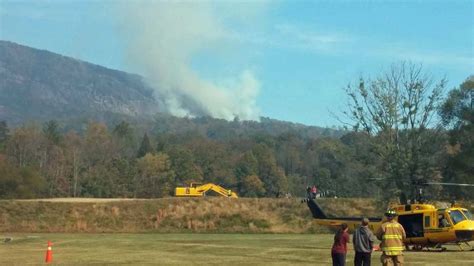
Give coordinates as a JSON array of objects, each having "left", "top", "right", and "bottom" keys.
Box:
[{"left": 117, "top": 1, "right": 263, "bottom": 121}]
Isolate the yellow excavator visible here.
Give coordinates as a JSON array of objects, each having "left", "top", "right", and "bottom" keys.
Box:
[{"left": 175, "top": 183, "right": 238, "bottom": 198}]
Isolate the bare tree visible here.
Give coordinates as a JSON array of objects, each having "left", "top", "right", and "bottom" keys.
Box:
[{"left": 343, "top": 62, "right": 446, "bottom": 201}]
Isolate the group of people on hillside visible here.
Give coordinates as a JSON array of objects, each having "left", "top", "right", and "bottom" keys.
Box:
[{"left": 331, "top": 210, "right": 406, "bottom": 266}]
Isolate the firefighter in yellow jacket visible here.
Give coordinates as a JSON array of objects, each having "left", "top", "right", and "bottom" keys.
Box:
[{"left": 376, "top": 209, "right": 406, "bottom": 266}]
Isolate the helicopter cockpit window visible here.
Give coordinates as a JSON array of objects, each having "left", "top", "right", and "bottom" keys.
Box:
[
  {"left": 462, "top": 209, "right": 473, "bottom": 220},
  {"left": 449, "top": 210, "right": 466, "bottom": 225}
]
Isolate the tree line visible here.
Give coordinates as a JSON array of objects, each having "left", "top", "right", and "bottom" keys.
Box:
[{"left": 0, "top": 64, "right": 472, "bottom": 201}]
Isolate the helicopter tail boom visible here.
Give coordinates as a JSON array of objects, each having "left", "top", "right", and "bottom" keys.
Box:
[{"left": 305, "top": 198, "right": 328, "bottom": 219}]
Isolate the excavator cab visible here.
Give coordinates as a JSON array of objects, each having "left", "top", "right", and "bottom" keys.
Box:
[{"left": 190, "top": 183, "right": 202, "bottom": 188}]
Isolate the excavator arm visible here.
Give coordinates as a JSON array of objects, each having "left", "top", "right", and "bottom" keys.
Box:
[{"left": 175, "top": 183, "right": 238, "bottom": 198}]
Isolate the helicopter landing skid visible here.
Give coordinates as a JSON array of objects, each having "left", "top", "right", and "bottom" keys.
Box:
[
  {"left": 407, "top": 244, "right": 430, "bottom": 251},
  {"left": 407, "top": 244, "right": 447, "bottom": 252},
  {"left": 431, "top": 243, "right": 447, "bottom": 252},
  {"left": 440, "top": 242, "right": 474, "bottom": 251},
  {"left": 456, "top": 241, "right": 473, "bottom": 251}
]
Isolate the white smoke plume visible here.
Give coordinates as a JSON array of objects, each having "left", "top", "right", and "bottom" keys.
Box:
[{"left": 117, "top": 1, "right": 263, "bottom": 121}]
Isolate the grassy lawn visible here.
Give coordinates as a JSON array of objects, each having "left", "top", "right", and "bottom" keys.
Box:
[{"left": 1, "top": 233, "right": 473, "bottom": 265}]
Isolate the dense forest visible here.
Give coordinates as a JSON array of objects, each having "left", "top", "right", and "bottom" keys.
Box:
[{"left": 0, "top": 67, "right": 472, "bottom": 201}]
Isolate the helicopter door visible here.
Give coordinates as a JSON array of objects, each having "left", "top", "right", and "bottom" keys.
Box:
[{"left": 398, "top": 213, "right": 424, "bottom": 238}]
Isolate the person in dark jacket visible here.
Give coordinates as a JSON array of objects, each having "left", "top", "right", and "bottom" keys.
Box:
[
  {"left": 331, "top": 223, "right": 349, "bottom": 266},
  {"left": 311, "top": 185, "right": 317, "bottom": 199},
  {"left": 353, "top": 217, "right": 377, "bottom": 266}
]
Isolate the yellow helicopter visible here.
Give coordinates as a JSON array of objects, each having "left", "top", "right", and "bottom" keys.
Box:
[{"left": 305, "top": 181, "right": 474, "bottom": 251}]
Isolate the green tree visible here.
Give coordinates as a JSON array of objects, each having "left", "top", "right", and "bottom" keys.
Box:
[
  {"left": 0, "top": 158, "right": 18, "bottom": 198},
  {"left": 304, "top": 138, "right": 361, "bottom": 197},
  {"left": 168, "top": 147, "right": 203, "bottom": 185},
  {"left": 81, "top": 122, "right": 116, "bottom": 196},
  {"left": 63, "top": 131, "right": 84, "bottom": 197},
  {"left": 190, "top": 139, "right": 236, "bottom": 187},
  {"left": 42, "top": 143, "right": 67, "bottom": 197},
  {"left": 235, "top": 151, "right": 258, "bottom": 179},
  {"left": 80, "top": 164, "right": 116, "bottom": 197},
  {"left": 340, "top": 132, "right": 383, "bottom": 197},
  {"left": 6, "top": 124, "right": 44, "bottom": 168},
  {"left": 235, "top": 151, "right": 259, "bottom": 195},
  {"left": 110, "top": 158, "right": 137, "bottom": 197},
  {"left": 83, "top": 122, "right": 115, "bottom": 164},
  {"left": 43, "top": 120, "right": 62, "bottom": 145},
  {"left": 113, "top": 121, "right": 136, "bottom": 158},
  {"left": 137, "top": 133, "right": 153, "bottom": 158},
  {"left": 286, "top": 174, "right": 306, "bottom": 197},
  {"left": 41, "top": 120, "right": 67, "bottom": 196},
  {"left": 440, "top": 76, "right": 473, "bottom": 127},
  {"left": 241, "top": 174, "right": 265, "bottom": 197},
  {"left": 0, "top": 158, "right": 46, "bottom": 198},
  {"left": 0, "top": 121, "right": 9, "bottom": 151},
  {"left": 440, "top": 76, "right": 474, "bottom": 199},
  {"left": 136, "top": 153, "right": 175, "bottom": 197},
  {"left": 275, "top": 133, "right": 303, "bottom": 176},
  {"left": 252, "top": 144, "right": 288, "bottom": 197}
]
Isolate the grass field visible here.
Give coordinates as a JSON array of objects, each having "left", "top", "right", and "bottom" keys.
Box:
[
  {"left": 1, "top": 234, "right": 473, "bottom": 265},
  {"left": 0, "top": 198, "right": 388, "bottom": 234}
]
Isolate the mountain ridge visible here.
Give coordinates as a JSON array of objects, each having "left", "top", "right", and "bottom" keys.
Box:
[
  {"left": 0, "top": 40, "right": 343, "bottom": 138},
  {"left": 0, "top": 40, "right": 160, "bottom": 125}
]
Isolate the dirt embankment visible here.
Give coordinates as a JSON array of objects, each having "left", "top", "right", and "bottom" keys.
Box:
[{"left": 1, "top": 198, "right": 385, "bottom": 233}]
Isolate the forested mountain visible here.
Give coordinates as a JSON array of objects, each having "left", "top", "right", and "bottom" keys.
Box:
[
  {"left": 0, "top": 41, "right": 346, "bottom": 200},
  {"left": 0, "top": 41, "right": 340, "bottom": 138},
  {"left": 0, "top": 41, "right": 472, "bottom": 202},
  {"left": 0, "top": 41, "right": 160, "bottom": 125}
]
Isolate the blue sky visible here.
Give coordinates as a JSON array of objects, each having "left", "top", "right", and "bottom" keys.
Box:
[{"left": 1, "top": 0, "right": 473, "bottom": 127}]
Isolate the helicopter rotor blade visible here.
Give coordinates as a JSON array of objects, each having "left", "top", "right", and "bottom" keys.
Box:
[
  {"left": 367, "top": 178, "right": 386, "bottom": 181},
  {"left": 424, "top": 182, "right": 474, "bottom": 187}
]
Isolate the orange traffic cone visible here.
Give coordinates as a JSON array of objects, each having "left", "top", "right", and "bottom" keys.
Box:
[{"left": 45, "top": 241, "right": 53, "bottom": 263}]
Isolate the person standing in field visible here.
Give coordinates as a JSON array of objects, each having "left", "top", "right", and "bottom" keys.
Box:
[
  {"left": 306, "top": 186, "right": 312, "bottom": 198},
  {"left": 376, "top": 210, "right": 406, "bottom": 266},
  {"left": 353, "top": 217, "right": 377, "bottom": 266},
  {"left": 331, "top": 223, "right": 349, "bottom": 266}
]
